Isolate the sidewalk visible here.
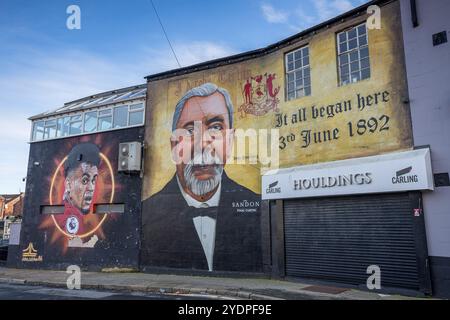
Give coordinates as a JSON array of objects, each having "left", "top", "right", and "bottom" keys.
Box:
[{"left": 0, "top": 266, "right": 427, "bottom": 300}]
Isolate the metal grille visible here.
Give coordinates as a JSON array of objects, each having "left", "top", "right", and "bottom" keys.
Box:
[{"left": 284, "top": 193, "right": 421, "bottom": 290}]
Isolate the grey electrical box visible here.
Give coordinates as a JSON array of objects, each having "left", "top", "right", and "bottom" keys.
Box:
[{"left": 118, "top": 142, "right": 142, "bottom": 172}]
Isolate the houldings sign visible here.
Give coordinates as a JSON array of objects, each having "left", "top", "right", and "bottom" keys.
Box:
[{"left": 262, "top": 149, "right": 434, "bottom": 200}]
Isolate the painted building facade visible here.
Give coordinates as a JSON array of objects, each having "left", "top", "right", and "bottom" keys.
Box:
[
  {"left": 140, "top": 0, "right": 438, "bottom": 295},
  {"left": 8, "top": 85, "right": 146, "bottom": 270},
  {"left": 7, "top": 0, "right": 449, "bottom": 297}
]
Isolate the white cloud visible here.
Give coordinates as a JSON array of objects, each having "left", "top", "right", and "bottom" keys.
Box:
[
  {"left": 332, "top": 0, "right": 355, "bottom": 12},
  {"left": 177, "top": 42, "right": 236, "bottom": 66},
  {"left": 261, "top": 4, "right": 289, "bottom": 24},
  {"left": 313, "top": 0, "right": 357, "bottom": 22},
  {"left": 293, "top": 8, "right": 318, "bottom": 31},
  {"left": 142, "top": 41, "right": 236, "bottom": 70},
  {"left": 261, "top": 0, "right": 360, "bottom": 32},
  {"left": 0, "top": 41, "right": 236, "bottom": 193},
  {"left": 313, "top": 0, "right": 334, "bottom": 21},
  {"left": 290, "top": 0, "right": 359, "bottom": 31},
  {"left": 261, "top": 0, "right": 368, "bottom": 32}
]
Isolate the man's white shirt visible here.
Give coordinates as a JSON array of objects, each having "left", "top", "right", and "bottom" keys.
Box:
[{"left": 177, "top": 177, "right": 221, "bottom": 271}]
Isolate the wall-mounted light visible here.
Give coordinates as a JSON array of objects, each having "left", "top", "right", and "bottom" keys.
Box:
[{"left": 33, "top": 161, "right": 40, "bottom": 166}]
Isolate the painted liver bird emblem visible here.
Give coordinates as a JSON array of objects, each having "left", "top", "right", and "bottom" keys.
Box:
[{"left": 239, "top": 72, "right": 280, "bottom": 118}]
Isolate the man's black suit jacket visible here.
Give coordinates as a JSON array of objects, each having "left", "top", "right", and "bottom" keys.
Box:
[{"left": 141, "top": 172, "right": 262, "bottom": 272}]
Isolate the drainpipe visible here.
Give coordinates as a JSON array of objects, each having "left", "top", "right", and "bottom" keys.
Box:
[{"left": 410, "top": 0, "right": 419, "bottom": 28}]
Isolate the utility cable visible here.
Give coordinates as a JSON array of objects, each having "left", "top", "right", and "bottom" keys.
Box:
[{"left": 150, "top": 0, "right": 182, "bottom": 68}]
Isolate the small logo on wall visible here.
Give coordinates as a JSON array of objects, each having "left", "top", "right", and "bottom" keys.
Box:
[
  {"left": 232, "top": 200, "right": 260, "bottom": 213},
  {"left": 22, "top": 243, "right": 43, "bottom": 262},
  {"left": 66, "top": 216, "right": 80, "bottom": 235},
  {"left": 239, "top": 73, "right": 280, "bottom": 118},
  {"left": 266, "top": 181, "right": 281, "bottom": 194},
  {"left": 392, "top": 166, "right": 418, "bottom": 184}
]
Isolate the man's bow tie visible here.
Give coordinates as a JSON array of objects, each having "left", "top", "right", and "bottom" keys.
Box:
[{"left": 191, "top": 207, "right": 218, "bottom": 219}]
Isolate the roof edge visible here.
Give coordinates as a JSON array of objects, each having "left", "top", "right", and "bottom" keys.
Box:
[{"left": 62, "top": 83, "right": 147, "bottom": 107}]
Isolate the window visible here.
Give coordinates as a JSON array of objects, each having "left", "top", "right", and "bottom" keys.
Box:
[
  {"left": 84, "top": 111, "right": 97, "bottom": 133},
  {"left": 56, "top": 117, "right": 70, "bottom": 137},
  {"left": 69, "top": 115, "right": 82, "bottom": 135},
  {"left": 98, "top": 109, "right": 112, "bottom": 131},
  {"left": 285, "top": 46, "right": 311, "bottom": 101},
  {"left": 43, "top": 120, "right": 57, "bottom": 139},
  {"left": 128, "top": 103, "right": 144, "bottom": 126},
  {"left": 337, "top": 23, "right": 370, "bottom": 86},
  {"left": 33, "top": 121, "right": 45, "bottom": 141},
  {"left": 113, "top": 106, "right": 128, "bottom": 128},
  {"left": 31, "top": 100, "right": 145, "bottom": 141}
]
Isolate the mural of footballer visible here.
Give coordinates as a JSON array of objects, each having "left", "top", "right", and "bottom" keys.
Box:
[
  {"left": 142, "top": 83, "right": 262, "bottom": 273},
  {"left": 55, "top": 143, "right": 100, "bottom": 236}
]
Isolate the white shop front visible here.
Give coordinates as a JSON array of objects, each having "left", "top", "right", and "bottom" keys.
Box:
[{"left": 263, "top": 149, "right": 434, "bottom": 294}]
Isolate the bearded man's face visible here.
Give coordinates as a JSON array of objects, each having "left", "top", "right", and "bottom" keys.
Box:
[{"left": 170, "top": 92, "right": 234, "bottom": 199}]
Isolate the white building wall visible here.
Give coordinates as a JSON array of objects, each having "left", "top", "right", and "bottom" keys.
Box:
[{"left": 400, "top": 0, "right": 450, "bottom": 259}]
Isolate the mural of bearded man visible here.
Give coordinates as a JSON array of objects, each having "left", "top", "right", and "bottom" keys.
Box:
[{"left": 142, "top": 83, "right": 262, "bottom": 273}]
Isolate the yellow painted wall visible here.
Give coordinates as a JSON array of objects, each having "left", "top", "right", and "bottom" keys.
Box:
[{"left": 143, "top": 1, "right": 412, "bottom": 200}]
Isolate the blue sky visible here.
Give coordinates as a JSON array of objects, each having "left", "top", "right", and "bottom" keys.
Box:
[{"left": 0, "top": 0, "right": 368, "bottom": 194}]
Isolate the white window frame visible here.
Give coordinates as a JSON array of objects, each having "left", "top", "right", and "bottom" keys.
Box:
[
  {"left": 337, "top": 22, "right": 370, "bottom": 86},
  {"left": 43, "top": 119, "right": 57, "bottom": 139},
  {"left": 30, "top": 99, "right": 146, "bottom": 142},
  {"left": 83, "top": 110, "right": 98, "bottom": 133},
  {"left": 285, "top": 45, "right": 311, "bottom": 101},
  {"left": 112, "top": 105, "right": 129, "bottom": 129},
  {"left": 128, "top": 103, "right": 145, "bottom": 126},
  {"left": 56, "top": 116, "right": 70, "bottom": 138},
  {"left": 68, "top": 114, "right": 83, "bottom": 135},
  {"left": 32, "top": 120, "right": 45, "bottom": 141},
  {"left": 97, "top": 108, "right": 113, "bottom": 132}
]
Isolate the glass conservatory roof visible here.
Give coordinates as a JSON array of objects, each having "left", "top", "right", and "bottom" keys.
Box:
[{"left": 30, "top": 84, "right": 146, "bottom": 120}]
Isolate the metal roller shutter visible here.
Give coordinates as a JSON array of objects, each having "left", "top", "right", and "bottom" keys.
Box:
[{"left": 284, "top": 193, "right": 422, "bottom": 290}]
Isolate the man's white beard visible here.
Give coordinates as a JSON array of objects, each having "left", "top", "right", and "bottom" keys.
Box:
[{"left": 184, "top": 151, "right": 223, "bottom": 196}]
